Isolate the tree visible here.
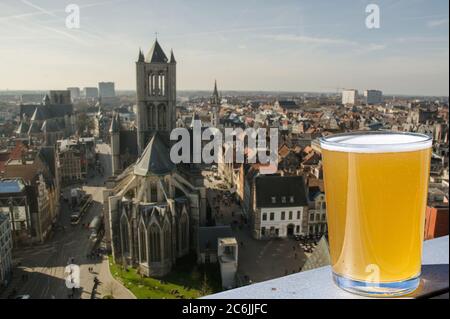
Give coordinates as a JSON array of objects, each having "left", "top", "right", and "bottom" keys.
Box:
[{"left": 77, "top": 112, "right": 95, "bottom": 135}]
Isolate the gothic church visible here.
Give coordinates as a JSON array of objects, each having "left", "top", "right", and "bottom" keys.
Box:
[{"left": 106, "top": 39, "right": 207, "bottom": 277}]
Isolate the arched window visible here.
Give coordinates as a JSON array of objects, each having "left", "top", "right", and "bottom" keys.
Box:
[
  {"left": 120, "top": 215, "right": 130, "bottom": 256},
  {"left": 138, "top": 224, "right": 147, "bottom": 263},
  {"left": 180, "top": 213, "right": 189, "bottom": 251},
  {"left": 148, "top": 73, "right": 153, "bottom": 95},
  {"left": 160, "top": 73, "right": 165, "bottom": 96},
  {"left": 149, "top": 224, "right": 161, "bottom": 262},
  {"left": 152, "top": 74, "right": 157, "bottom": 95},
  {"left": 163, "top": 222, "right": 171, "bottom": 260}
]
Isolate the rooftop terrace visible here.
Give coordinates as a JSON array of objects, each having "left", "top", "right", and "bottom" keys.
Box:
[{"left": 205, "top": 236, "right": 449, "bottom": 299}]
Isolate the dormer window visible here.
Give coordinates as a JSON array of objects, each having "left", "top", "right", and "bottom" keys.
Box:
[
  {"left": 281, "top": 196, "right": 286, "bottom": 204},
  {"left": 271, "top": 197, "right": 276, "bottom": 204},
  {"left": 290, "top": 196, "right": 294, "bottom": 203}
]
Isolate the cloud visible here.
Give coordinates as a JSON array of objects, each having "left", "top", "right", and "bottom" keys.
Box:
[
  {"left": 354, "top": 43, "right": 387, "bottom": 54},
  {"left": 259, "top": 34, "right": 357, "bottom": 46},
  {"left": 259, "top": 33, "right": 387, "bottom": 55},
  {"left": 427, "top": 18, "right": 449, "bottom": 28},
  {"left": 396, "top": 36, "right": 449, "bottom": 44}
]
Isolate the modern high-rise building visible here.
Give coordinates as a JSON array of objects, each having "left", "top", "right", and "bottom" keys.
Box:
[
  {"left": 98, "top": 82, "right": 116, "bottom": 98},
  {"left": 67, "top": 87, "right": 81, "bottom": 101},
  {"left": 84, "top": 87, "right": 99, "bottom": 99},
  {"left": 49, "top": 90, "right": 71, "bottom": 105},
  {"left": 364, "top": 90, "right": 383, "bottom": 105},
  {"left": 342, "top": 89, "right": 358, "bottom": 105}
]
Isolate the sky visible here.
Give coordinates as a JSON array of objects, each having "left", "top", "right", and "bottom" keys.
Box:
[{"left": 0, "top": 0, "right": 448, "bottom": 96}]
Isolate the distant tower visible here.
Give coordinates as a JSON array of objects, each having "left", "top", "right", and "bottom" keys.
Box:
[
  {"left": 210, "top": 80, "right": 221, "bottom": 127},
  {"left": 110, "top": 113, "right": 121, "bottom": 175},
  {"left": 136, "top": 39, "right": 177, "bottom": 154}
]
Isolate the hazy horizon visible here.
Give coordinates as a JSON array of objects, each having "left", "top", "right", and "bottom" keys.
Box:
[
  {"left": 0, "top": 0, "right": 448, "bottom": 96},
  {"left": 0, "top": 88, "right": 448, "bottom": 99}
]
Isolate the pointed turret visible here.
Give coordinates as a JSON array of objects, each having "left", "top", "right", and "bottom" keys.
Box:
[
  {"left": 146, "top": 39, "right": 168, "bottom": 63},
  {"left": 138, "top": 48, "right": 145, "bottom": 62},
  {"left": 170, "top": 49, "right": 176, "bottom": 64}
]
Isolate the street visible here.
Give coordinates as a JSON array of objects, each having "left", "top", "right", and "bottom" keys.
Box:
[{"left": 1, "top": 143, "right": 134, "bottom": 299}]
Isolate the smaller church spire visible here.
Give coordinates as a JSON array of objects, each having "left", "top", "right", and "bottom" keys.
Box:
[
  {"left": 210, "top": 80, "right": 220, "bottom": 106},
  {"left": 213, "top": 80, "right": 219, "bottom": 97}
]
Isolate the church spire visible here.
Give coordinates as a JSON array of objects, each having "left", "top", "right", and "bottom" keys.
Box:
[
  {"left": 213, "top": 80, "right": 219, "bottom": 97},
  {"left": 146, "top": 39, "right": 168, "bottom": 63},
  {"left": 211, "top": 80, "right": 220, "bottom": 106}
]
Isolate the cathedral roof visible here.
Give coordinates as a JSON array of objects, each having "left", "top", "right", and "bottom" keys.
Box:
[
  {"left": 31, "top": 106, "right": 48, "bottom": 121},
  {"left": 15, "top": 121, "right": 29, "bottom": 135},
  {"left": 41, "top": 118, "right": 64, "bottom": 132},
  {"left": 133, "top": 133, "right": 175, "bottom": 176},
  {"left": 146, "top": 39, "right": 168, "bottom": 63},
  {"left": 28, "top": 121, "right": 41, "bottom": 134}
]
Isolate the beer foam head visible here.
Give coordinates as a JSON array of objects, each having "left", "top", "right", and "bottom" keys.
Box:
[{"left": 320, "top": 132, "right": 432, "bottom": 153}]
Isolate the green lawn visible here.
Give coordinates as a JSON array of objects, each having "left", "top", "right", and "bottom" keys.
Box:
[{"left": 109, "top": 254, "right": 222, "bottom": 299}]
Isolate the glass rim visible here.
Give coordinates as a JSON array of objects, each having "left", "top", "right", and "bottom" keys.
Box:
[{"left": 319, "top": 131, "right": 433, "bottom": 153}]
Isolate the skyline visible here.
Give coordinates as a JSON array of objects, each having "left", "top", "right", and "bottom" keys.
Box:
[{"left": 0, "top": 0, "right": 449, "bottom": 96}]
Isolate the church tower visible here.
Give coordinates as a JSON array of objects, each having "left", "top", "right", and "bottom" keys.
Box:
[
  {"left": 210, "top": 80, "right": 221, "bottom": 128},
  {"left": 136, "top": 39, "right": 177, "bottom": 154}
]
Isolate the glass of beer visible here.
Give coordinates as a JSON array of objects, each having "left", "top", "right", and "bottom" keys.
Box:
[{"left": 320, "top": 131, "right": 432, "bottom": 297}]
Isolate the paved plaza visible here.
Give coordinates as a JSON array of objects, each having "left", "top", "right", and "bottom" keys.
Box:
[{"left": 207, "top": 183, "right": 309, "bottom": 285}]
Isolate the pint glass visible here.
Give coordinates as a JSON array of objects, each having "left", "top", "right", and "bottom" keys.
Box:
[{"left": 320, "top": 131, "right": 432, "bottom": 297}]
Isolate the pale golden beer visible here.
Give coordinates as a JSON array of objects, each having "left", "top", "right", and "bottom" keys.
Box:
[{"left": 320, "top": 132, "right": 432, "bottom": 297}]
